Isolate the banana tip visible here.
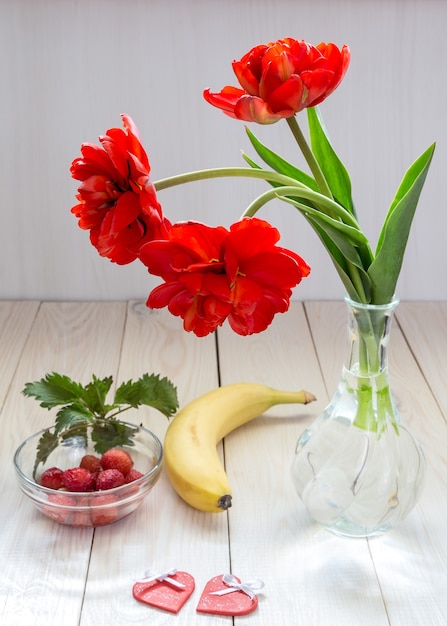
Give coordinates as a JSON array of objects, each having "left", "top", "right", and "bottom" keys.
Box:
[
  {"left": 304, "top": 391, "right": 317, "bottom": 404},
  {"left": 218, "top": 494, "right": 232, "bottom": 510}
]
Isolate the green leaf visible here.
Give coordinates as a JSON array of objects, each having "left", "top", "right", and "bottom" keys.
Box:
[
  {"left": 81, "top": 375, "right": 114, "bottom": 416},
  {"left": 22, "top": 372, "right": 84, "bottom": 409},
  {"left": 305, "top": 212, "right": 372, "bottom": 302},
  {"left": 33, "top": 429, "right": 59, "bottom": 479},
  {"left": 244, "top": 127, "right": 319, "bottom": 191},
  {"left": 54, "top": 403, "right": 94, "bottom": 433},
  {"left": 114, "top": 373, "right": 178, "bottom": 418},
  {"left": 368, "top": 143, "right": 435, "bottom": 303},
  {"left": 278, "top": 194, "right": 371, "bottom": 301},
  {"left": 91, "top": 420, "right": 138, "bottom": 454},
  {"left": 307, "top": 106, "right": 355, "bottom": 216},
  {"left": 305, "top": 214, "right": 364, "bottom": 300},
  {"left": 281, "top": 194, "right": 368, "bottom": 248}
]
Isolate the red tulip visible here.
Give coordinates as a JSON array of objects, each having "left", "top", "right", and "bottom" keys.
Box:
[
  {"left": 139, "top": 217, "right": 310, "bottom": 336},
  {"left": 204, "top": 38, "right": 350, "bottom": 124},
  {"left": 70, "top": 114, "right": 170, "bottom": 264}
]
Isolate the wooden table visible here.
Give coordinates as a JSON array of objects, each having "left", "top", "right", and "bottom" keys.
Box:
[{"left": 1, "top": 300, "right": 446, "bottom": 625}]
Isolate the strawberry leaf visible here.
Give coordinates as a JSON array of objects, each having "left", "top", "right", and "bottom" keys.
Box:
[
  {"left": 91, "top": 420, "right": 138, "bottom": 454},
  {"left": 33, "top": 429, "right": 59, "bottom": 479},
  {"left": 80, "top": 375, "right": 114, "bottom": 417},
  {"left": 114, "top": 373, "right": 178, "bottom": 417},
  {"left": 22, "top": 372, "right": 84, "bottom": 409},
  {"left": 54, "top": 403, "right": 95, "bottom": 433},
  {"left": 23, "top": 371, "right": 178, "bottom": 471}
]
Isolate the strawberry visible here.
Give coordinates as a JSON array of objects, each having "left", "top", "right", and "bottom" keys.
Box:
[
  {"left": 70, "top": 496, "right": 92, "bottom": 527},
  {"left": 90, "top": 494, "right": 119, "bottom": 525},
  {"left": 96, "top": 468, "right": 125, "bottom": 490},
  {"left": 124, "top": 469, "right": 144, "bottom": 483},
  {"left": 123, "top": 469, "right": 144, "bottom": 496},
  {"left": 80, "top": 454, "right": 102, "bottom": 474},
  {"left": 62, "top": 467, "right": 96, "bottom": 492},
  {"left": 100, "top": 448, "right": 133, "bottom": 475},
  {"left": 43, "top": 493, "right": 75, "bottom": 524},
  {"left": 40, "top": 467, "right": 64, "bottom": 490}
]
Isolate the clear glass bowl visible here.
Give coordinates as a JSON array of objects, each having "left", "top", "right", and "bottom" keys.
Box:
[{"left": 13, "top": 419, "right": 163, "bottom": 527}]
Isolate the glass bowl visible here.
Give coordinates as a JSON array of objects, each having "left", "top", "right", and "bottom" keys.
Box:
[{"left": 13, "top": 419, "right": 163, "bottom": 527}]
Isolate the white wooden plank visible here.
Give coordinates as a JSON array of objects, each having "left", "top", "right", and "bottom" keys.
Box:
[
  {"left": 81, "top": 303, "right": 231, "bottom": 626},
  {"left": 2, "top": 301, "right": 447, "bottom": 625},
  {"left": 1, "top": 302, "right": 127, "bottom": 626},
  {"left": 396, "top": 302, "right": 447, "bottom": 422},
  {"left": 0, "top": 301, "right": 39, "bottom": 405},
  {"left": 218, "top": 302, "right": 389, "bottom": 625},
  {"left": 217, "top": 301, "right": 329, "bottom": 416}
]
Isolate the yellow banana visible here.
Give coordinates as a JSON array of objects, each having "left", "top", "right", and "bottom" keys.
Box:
[{"left": 164, "top": 382, "right": 316, "bottom": 513}]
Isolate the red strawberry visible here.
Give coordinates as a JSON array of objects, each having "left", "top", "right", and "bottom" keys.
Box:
[
  {"left": 43, "top": 493, "right": 75, "bottom": 524},
  {"left": 40, "top": 467, "right": 64, "bottom": 490},
  {"left": 123, "top": 469, "right": 144, "bottom": 496},
  {"left": 124, "top": 469, "right": 144, "bottom": 483},
  {"left": 80, "top": 454, "right": 102, "bottom": 474},
  {"left": 90, "top": 494, "right": 119, "bottom": 525},
  {"left": 96, "top": 468, "right": 125, "bottom": 490},
  {"left": 70, "top": 496, "right": 92, "bottom": 527},
  {"left": 62, "top": 467, "right": 96, "bottom": 492},
  {"left": 101, "top": 448, "right": 133, "bottom": 475}
]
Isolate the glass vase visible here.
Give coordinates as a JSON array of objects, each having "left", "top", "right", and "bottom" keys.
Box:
[{"left": 291, "top": 296, "right": 425, "bottom": 538}]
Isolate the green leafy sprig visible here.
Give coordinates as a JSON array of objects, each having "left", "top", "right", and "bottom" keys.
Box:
[{"left": 22, "top": 372, "right": 178, "bottom": 477}]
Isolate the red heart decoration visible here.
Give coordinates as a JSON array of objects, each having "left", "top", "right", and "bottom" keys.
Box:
[
  {"left": 196, "top": 574, "right": 258, "bottom": 616},
  {"left": 132, "top": 571, "right": 195, "bottom": 614}
]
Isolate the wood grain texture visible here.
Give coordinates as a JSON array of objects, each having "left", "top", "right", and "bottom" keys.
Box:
[
  {"left": 396, "top": 302, "right": 447, "bottom": 422},
  {"left": 80, "top": 303, "right": 230, "bottom": 626},
  {"left": 0, "top": 301, "right": 39, "bottom": 406},
  {"left": 1, "top": 300, "right": 447, "bottom": 625},
  {"left": 1, "top": 302, "right": 127, "bottom": 626},
  {"left": 219, "top": 303, "right": 389, "bottom": 625}
]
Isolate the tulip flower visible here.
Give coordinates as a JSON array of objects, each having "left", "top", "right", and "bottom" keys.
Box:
[
  {"left": 139, "top": 218, "right": 310, "bottom": 336},
  {"left": 71, "top": 114, "right": 170, "bottom": 264},
  {"left": 203, "top": 38, "right": 350, "bottom": 124}
]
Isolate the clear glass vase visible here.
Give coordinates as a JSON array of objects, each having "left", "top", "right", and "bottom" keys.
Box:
[{"left": 291, "top": 296, "right": 425, "bottom": 538}]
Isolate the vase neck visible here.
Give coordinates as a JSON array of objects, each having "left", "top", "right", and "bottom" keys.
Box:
[{"left": 344, "top": 296, "right": 399, "bottom": 377}]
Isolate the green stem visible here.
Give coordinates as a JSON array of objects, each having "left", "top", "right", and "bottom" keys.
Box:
[
  {"left": 347, "top": 300, "right": 399, "bottom": 434},
  {"left": 243, "top": 185, "right": 362, "bottom": 229},
  {"left": 103, "top": 406, "right": 132, "bottom": 421},
  {"left": 152, "top": 150, "right": 375, "bottom": 307},
  {"left": 154, "top": 167, "right": 302, "bottom": 192},
  {"left": 286, "top": 116, "right": 332, "bottom": 198},
  {"left": 353, "top": 371, "right": 396, "bottom": 435},
  {"left": 345, "top": 263, "right": 368, "bottom": 304},
  {"left": 155, "top": 165, "right": 364, "bottom": 228},
  {"left": 156, "top": 165, "right": 365, "bottom": 235}
]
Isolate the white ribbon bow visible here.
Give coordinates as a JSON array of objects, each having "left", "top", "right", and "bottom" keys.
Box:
[
  {"left": 136, "top": 567, "right": 185, "bottom": 589},
  {"left": 210, "top": 573, "right": 265, "bottom": 600}
]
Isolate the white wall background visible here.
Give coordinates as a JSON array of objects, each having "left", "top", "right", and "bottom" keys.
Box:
[{"left": 0, "top": 0, "right": 445, "bottom": 302}]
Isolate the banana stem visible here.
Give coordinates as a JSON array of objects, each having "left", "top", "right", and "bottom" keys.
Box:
[{"left": 270, "top": 389, "right": 317, "bottom": 405}]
